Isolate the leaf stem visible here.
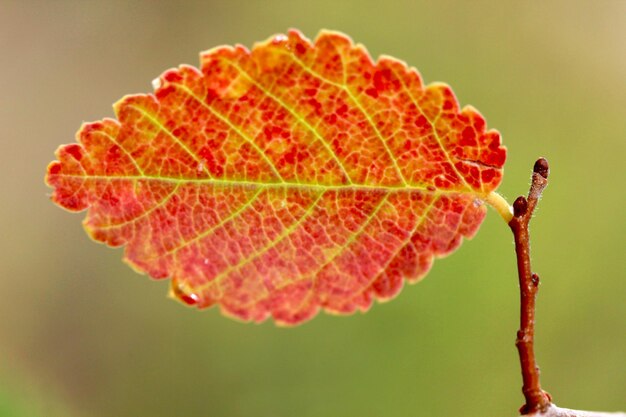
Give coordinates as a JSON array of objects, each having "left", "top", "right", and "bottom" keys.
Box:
[
  {"left": 509, "top": 158, "right": 552, "bottom": 414},
  {"left": 485, "top": 191, "right": 513, "bottom": 223}
]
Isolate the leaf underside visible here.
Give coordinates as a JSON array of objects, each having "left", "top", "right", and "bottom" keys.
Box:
[{"left": 46, "top": 30, "right": 506, "bottom": 325}]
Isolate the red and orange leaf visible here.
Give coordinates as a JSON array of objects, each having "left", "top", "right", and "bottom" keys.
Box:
[{"left": 46, "top": 30, "right": 507, "bottom": 325}]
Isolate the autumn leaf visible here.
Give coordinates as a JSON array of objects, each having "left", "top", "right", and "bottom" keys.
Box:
[{"left": 46, "top": 29, "right": 509, "bottom": 325}]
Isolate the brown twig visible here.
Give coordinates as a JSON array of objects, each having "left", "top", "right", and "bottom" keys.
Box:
[
  {"left": 509, "top": 159, "right": 626, "bottom": 417},
  {"left": 509, "top": 158, "right": 552, "bottom": 414}
]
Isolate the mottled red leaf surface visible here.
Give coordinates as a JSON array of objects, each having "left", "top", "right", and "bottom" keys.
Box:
[{"left": 46, "top": 30, "right": 508, "bottom": 325}]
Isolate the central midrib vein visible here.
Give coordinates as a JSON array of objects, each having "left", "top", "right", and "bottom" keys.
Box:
[{"left": 57, "top": 173, "right": 494, "bottom": 198}]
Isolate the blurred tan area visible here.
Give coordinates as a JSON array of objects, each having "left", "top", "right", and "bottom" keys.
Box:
[{"left": 0, "top": 1, "right": 624, "bottom": 416}]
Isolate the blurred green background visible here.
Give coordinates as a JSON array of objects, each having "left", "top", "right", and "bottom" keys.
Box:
[{"left": 1, "top": 1, "right": 624, "bottom": 416}]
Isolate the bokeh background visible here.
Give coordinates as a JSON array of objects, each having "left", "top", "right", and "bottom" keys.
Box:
[{"left": 1, "top": 1, "right": 624, "bottom": 416}]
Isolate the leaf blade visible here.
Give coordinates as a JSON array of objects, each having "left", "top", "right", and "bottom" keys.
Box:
[{"left": 46, "top": 30, "right": 506, "bottom": 325}]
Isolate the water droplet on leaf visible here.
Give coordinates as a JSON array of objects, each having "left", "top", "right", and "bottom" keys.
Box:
[
  {"left": 272, "top": 34, "right": 288, "bottom": 44},
  {"left": 169, "top": 278, "right": 200, "bottom": 306}
]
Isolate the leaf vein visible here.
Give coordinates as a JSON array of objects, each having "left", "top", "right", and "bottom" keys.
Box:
[
  {"left": 290, "top": 192, "right": 392, "bottom": 312},
  {"left": 98, "top": 183, "right": 181, "bottom": 230},
  {"left": 196, "top": 190, "right": 327, "bottom": 296},
  {"left": 174, "top": 84, "right": 286, "bottom": 183},
  {"left": 94, "top": 130, "right": 146, "bottom": 176},
  {"left": 354, "top": 194, "right": 441, "bottom": 298},
  {"left": 128, "top": 105, "right": 214, "bottom": 178},
  {"left": 389, "top": 67, "right": 473, "bottom": 192},
  {"left": 164, "top": 187, "right": 265, "bottom": 257},
  {"left": 221, "top": 59, "right": 355, "bottom": 185},
  {"left": 275, "top": 50, "right": 409, "bottom": 185}
]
